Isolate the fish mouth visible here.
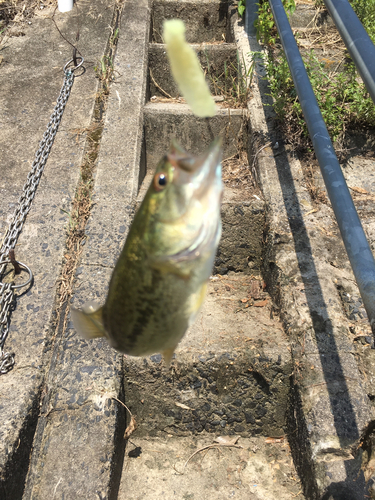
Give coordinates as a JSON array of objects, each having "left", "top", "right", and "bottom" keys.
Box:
[
  {"left": 161, "top": 139, "right": 222, "bottom": 264},
  {"left": 167, "top": 138, "right": 223, "bottom": 199},
  {"left": 167, "top": 137, "right": 222, "bottom": 173}
]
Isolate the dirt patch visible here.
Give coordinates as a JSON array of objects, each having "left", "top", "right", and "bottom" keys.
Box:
[{"left": 0, "top": 0, "right": 55, "bottom": 40}]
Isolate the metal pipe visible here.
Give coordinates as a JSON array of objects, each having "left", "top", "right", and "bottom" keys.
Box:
[
  {"left": 268, "top": 0, "right": 375, "bottom": 333},
  {"left": 245, "top": 0, "right": 258, "bottom": 38},
  {"left": 323, "top": 0, "right": 375, "bottom": 105}
]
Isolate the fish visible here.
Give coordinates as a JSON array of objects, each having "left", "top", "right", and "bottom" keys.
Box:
[{"left": 71, "top": 139, "right": 223, "bottom": 363}]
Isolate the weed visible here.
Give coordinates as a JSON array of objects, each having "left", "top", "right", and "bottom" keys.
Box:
[
  {"left": 94, "top": 55, "right": 114, "bottom": 95},
  {"left": 111, "top": 27, "right": 119, "bottom": 45},
  {"left": 256, "top": 0, "right": 295, "bottom": 45},
  {"left": 350, "top": 0, "right": 375, "bottom": 43},
  {"left": 60, "top": 208, "right": 77, "bottom": 232},
  {"left": 94, "top": 24, "right": 120, "bottom": 96},
  {"left": 238, "top": 0, "right": 246, "bottom": 17},
  {"left": 256, "top": 0, "right": 375, "bottom": 149},
  {"left": 207, "top": 50, "right": 258, "bottom": 107}
]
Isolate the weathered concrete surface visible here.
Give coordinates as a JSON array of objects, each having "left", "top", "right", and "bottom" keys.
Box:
[
  {"left": 22, "top": 0, "right": 152, "bottom": 499},
  {"left": 289, "top": 3, "right": 334, "bottom": 29},
  {"left": 215, "top": 198, "right": 266, "bottom": 275},
  {"left": 144, "top": 103, "right": 246, "bottom": 169},
  {"left": 0, "top": 1, "right": 115, "bottom": 498},
  {"left": 149, "top": 43, "right": 238, "bottom": 98},
  {"left": 151, "top": 0, "right": 233, "bottom": 43},
  {"left": 23, "top": 267, "right": 125, "bottom": 500},
  {"left": 233, "top": 4, "right": 374, "bottom": 498},
  {"left": 282, "top": 1, "right": 345, "bottom": 71},
  {"left": 118, "top": 435, "right": 304, "bottom": 500},
  {"left": 123, "top": 273, "right": 291, "bottom": 439}
]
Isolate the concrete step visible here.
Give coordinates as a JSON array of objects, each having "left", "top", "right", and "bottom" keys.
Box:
[
  {"left": 148, "top": 43, "right": 239, "bottom": 99},
  {"left": 143, "top": 103, "right": 246, "bottom": 169},
  {"left": 123, "top": 273, "right": 291, "bottom": 439},
  {"left": 290, "top": 1, "right": 346, "bottom": 71},
  {"left": 151, "top": 0, "right": 233, "bottom": 44},
  {"left": 118, "top": 435, "right": 304, "bottom": 500}
]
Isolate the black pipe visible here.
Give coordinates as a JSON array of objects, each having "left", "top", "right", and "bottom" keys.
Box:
[
  {"left": 324, "top": 0, "right": 375, "bottom": 105},
  {"left": 268, "top": 0, "right": 375, "bottom": 334}
]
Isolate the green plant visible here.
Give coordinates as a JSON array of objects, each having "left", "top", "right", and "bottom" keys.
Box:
[
  {"left": 255, "top": 0, "right": 375, "bottom": 148},
  {"left": 207, "top": 51, "right": 259, "bottom": 107},
  {"left": 350, "top": 0, "right": 375, "bottom": 43},
  {"left": 94, "top": 55, "right": 114, "bottom": 94},
  {"left": 256, "top": 0, "right": 296, "bottom": 45},
  {"left": 238, "top": 0, "right": 246, "bottom": 17}
]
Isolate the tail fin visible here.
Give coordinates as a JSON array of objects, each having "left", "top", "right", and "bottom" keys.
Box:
[{"left": 71, "top": 302, "right": 106, "bottom": 340}]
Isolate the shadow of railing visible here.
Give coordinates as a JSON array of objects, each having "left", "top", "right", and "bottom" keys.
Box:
[{"left": 270, "top": 144, "right": 368, "bottom": 499}]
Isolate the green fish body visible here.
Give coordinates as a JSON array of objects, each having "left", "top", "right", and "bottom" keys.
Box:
[{"left": 71, "top": 139, "right": 223, "bottom": 363}]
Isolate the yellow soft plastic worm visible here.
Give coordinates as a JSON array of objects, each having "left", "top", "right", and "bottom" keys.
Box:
[{"left": 163, "top": 19, "right": 217, "bottom": 118}]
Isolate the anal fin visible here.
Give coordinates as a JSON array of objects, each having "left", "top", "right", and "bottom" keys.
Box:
[{"left": 162, "top": 346, "right": 177, "bottom": 367}]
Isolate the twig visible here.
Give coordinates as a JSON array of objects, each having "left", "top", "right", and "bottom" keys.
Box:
[
  {"left": 149, "top": 68, "right": 173, "bottom": 99},
  {"left": 251, "top": 141, "right": 272, "bottom": 185},
  {"left": 112, "top": 397, "right": 137, "bottom": 439},
  {"left": 252, "top": 141, "right": 272, "bottom": 170},
  {"left": 173, "top": 440, "right": 243, "bottom": 475}
]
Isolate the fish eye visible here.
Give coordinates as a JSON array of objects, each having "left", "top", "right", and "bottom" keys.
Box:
[{"left": 153, "top": 172, "right": 168, "bottom": 191}]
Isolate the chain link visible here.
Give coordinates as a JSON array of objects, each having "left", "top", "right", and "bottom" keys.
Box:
[{"left": 0, "top": 66, "right": 78, "bottom": 374}]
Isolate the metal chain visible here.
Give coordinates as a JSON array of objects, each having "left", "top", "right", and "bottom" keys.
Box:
[
  {"left": 0, "top": 57, "right": 83, "bottom": 374},
  {"left": 0, "top": 282, "right": 14, "bottom": 374}
]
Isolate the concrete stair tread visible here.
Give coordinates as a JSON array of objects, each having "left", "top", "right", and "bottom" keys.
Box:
[{"left": 118, "top": 435, "right": 304, "bottom": 500}]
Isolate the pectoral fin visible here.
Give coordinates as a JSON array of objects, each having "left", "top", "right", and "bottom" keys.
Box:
[{"left": 71, "top": 302, "right": 106, "bottom": 340}]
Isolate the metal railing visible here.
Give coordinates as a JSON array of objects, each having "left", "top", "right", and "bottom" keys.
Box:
[
  {"left": 324, "top": 0, "right": 375, "bottom": 105},
  {"left": 266, "top": 0, "right": 375, "bottom": 334}
]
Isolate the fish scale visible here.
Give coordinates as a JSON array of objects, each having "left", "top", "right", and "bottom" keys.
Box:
[{"left": 106, "top": 272, "right": 191, "bottom": 354}]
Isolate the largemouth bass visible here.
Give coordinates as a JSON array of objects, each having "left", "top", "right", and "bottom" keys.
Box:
[{"left": 71, "top": 139, "right": 223, "bottom": 363}]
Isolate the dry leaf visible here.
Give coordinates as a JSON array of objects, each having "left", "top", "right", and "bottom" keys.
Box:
[
  {"left": 364, "top": 457, "right": 375, "bottom": 482},
  {"left": 214, "top": 435, "right": 240, "bottom": 446},
  {"left": 253, "top": 299, "right": 268, "bottom": 307},
  {"left": 265, "top": 436, "right": 284, "bottom": 444},
  {"left": 175, "top": 402, "right": 193, "bottom": 410},
  {"left": 305, "top": 208, "right": 318, "bottom": 216},
  {"left": 349, "top": 186, "right": 369, "bottom": 195},
  {"left": 124, "top": 416, "right": 137, "bottom": 440}
]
